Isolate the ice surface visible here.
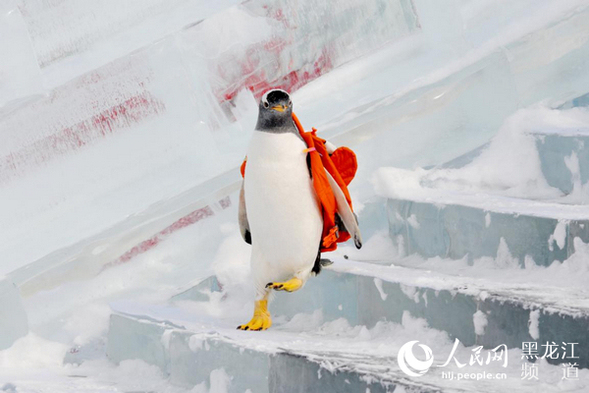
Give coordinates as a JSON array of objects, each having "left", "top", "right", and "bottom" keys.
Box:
[
  {"left": 0, "top": 0, "right": 419, "bottom": 279},
  {"left": 391, "top": 106, "right": 589, "bottom": 201},
  {"left": 9, "top": 178, "right": 239, "bottom": 295},
  {"left": 18, "top": 205, "right": 244, "bottom": 350},
  {"left": 1, "top": 0, "right": 587, "bottom": 282},
  {"left": 16, "top": 0, "right": 244, "bottom": 70},
  {"left": 374, "top": 105, "right": 589, "bottom": 266},
  {"left": 120, "top": 251, "right": 589, "bottom": 357},
  {"left": 3, "top": 0, "right": 589, "bottom": 287},
  {"left": 106, "top": 313, "right": 175, "bottom": 374},
  {"left": 3, "top": 0, "right": 589, "bottom": 391},
  {"left": 535, "top": 133, "right": 589, "bottom": 196},
  {"left": 384, "top": 195, "right": 587, "bottom": 266},
  {"left": 106, "top": 255, "right": 589, "bottom": 390},
  {"left": 108, "top": 309, "right": 420, "bottom": 392},
  {"left": 0, "top": 334, "right": 187, "bottom": 393},
  {"left": 0, "top": 4, "right": 43, "bottom": 110},
  {"left": 0, "top": 277, "right": 28, "bottom": 350}
]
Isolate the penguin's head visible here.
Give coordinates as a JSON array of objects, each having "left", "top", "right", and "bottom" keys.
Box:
[{"left": 256, "top": 89, "right": 293, "bottom": 131}]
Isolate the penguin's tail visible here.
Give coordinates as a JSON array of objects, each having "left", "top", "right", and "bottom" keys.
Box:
[{"left": 311, "top": 246, "right": 335, "bottom": 276}]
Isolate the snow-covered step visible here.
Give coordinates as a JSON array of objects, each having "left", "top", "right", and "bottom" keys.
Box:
[
  {"left": 0, "top": 277, "right": 28, "bottom": 350},
  {"left": 378, "top": 177, "right": 589, "bottom": 266},
  {"left": 532, "top": 129, "right": 589, "bottom": 195},
  {"left": 224, "top": 262, "right": 589, "bottom": 368},
  {"left": 106, "top": 306, "right": 586, "bottom": 392},
  {"left": 113, "top": 319, "right": 419, "bottom": 393},
  {"left": 107, "top": 308, "right": 445, "bottom": 393},
  {"left": 108, "top": 259, "right": 589, "bottom": 380},
  {"left": 422, "top": 125, "right": 589, "bottom": 197}
]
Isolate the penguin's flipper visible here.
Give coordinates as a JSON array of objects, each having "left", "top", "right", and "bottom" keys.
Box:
[
  {"left": 324, "top": 170, "right": 363, "bottom": 249},
  {"left": 238, "top": 181, "right": 251, "bottom": 244}
]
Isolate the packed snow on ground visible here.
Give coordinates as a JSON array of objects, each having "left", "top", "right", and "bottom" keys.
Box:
[
  {"left": 3, "top": 206, "right": 589, "bottom": 392},
  {"left": 374, "top": 105, "right": 589, "bottom": 201},
  {"left": 337, "top": 229, "right": 589, "bottom": 313}
]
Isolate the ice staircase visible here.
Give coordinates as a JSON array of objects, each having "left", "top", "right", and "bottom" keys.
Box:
[
  {"left": 378, "top": 119, "right": 589, "bottom": 365},
  {"left": 385, "top": 127, "right": 589, "bottom": 266},
  {"left": 104, "top": 255, "right": 589, "bottom": 392},
  {"left": 103, "top": 107, "right": 589, "bottom": 391},
  {"left": 103, "top": 262, "right": 477, "bottom": 392}
]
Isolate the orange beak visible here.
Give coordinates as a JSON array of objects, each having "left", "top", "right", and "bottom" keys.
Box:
[{"left": 271, "top": 105, "right": 287, "bottom": 112}]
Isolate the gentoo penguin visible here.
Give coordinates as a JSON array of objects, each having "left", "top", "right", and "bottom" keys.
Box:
[{"left": 237, "top": 89, "right": 360, "bottom": 331}]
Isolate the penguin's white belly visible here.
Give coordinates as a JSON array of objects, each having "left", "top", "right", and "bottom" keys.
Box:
[{"left": 244, "top": 132, "right": 323, "bottom": 285}]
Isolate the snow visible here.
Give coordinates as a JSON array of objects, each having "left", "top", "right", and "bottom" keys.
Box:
[
  {"left": 375, "top": 105, "right": 589, "bottom": 203},
  {"left": 529, "top": 310, "right": 541, "bottom": 340},
  {"left": 406, "top": 214, "right": 420, "bottom": 229},
  {"left": 192, "top": 368, "right": 231, "bottom": 393},
  {"left": 62, "top": 303, "right": 111, "bottom": 347},
  {"left": 335, "top": 232, "right": 589, "bottom": 316},
  {"left": 161, "top": 329, "right": 173, "bottom": 350},
  {"left": 548, "top": 220, "right": 568, "bottom": 251},
  {"left": 189, "top": 335, "right": 205, "bottom": 352},
  {"left": 0, "top": 334, "right": 67, "bottom": 369},
  {"left": 399, "top": 284, "right": 420, "bottom": 304},
  {"left": 473, "top": 310, "right": 488, "bottom": 336},
  {"left": 106, "top": 297, "right": 589, "bottom": 393},
  {"left": 491, "top": 238, "right": 521, "bottom": 270},
  {"left": 211, "top": 224, "right": 252, "bottom": 294},
  {"left": 375, "top": 166, "right": 589, "bottom": 220},
  {"left": 373, "top": 278, "right": 388, "bottom": 301},
  {"left": 564, "top": 151, "right": 583, "bottom": 197},
  {"left": 0, "top": 357, "right": 191, "bottom": 393},
  {"left": 1, "top": 335, "right": 191, "bottom": 393},
  {"left": 340, "top": 230, "right": 400, "bottom": 262}
]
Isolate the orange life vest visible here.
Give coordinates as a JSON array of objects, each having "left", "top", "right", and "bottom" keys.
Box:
[{"left": 240, "top": 113, "right": 358, "bottom": 252}]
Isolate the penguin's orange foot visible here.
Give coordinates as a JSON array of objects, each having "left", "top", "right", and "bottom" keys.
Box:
[
  {"left": 237, "top": 300, "right": 272, "bottom": 331},
  {"left": 236, "top": 315, "right": 272, "bottom": 331},
  {"left": 266, "top": 277, "right": 303, "bottom": 292}
]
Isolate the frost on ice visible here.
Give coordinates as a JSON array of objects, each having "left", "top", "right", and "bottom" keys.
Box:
[{"left": 473, "top": 310, "right": 488, "bottom": 337}]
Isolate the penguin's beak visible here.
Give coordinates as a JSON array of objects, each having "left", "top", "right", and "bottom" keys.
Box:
[{"left": 271, "top": 105, "right": 287, "bottom": 112}]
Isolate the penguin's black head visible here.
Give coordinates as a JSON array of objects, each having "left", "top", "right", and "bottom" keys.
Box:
[{"left": 255, "top": 89, "right": 294, "bottom": 132}]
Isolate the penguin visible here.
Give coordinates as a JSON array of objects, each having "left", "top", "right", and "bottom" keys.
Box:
[{"left": 237, "top": 89, "right": 360, "bottom": 331}]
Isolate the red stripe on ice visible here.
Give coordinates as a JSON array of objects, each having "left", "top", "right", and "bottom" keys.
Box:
[
  {"left": 219, "top": 45, "right": 334, "bottom": 103},
  {"left": 0, "top": 91, "right": 165, "bottom": 183},
  {"left": 104, "top": 196, "right": 232, "bottom": 270}
]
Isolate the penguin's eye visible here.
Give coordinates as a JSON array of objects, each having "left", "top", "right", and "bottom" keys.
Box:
[
  {"left": 263, "top": 101, "right": 269, "bottom": 108},
  {"left": 288, "top": 100, "right": 292, "bottom": 107}
]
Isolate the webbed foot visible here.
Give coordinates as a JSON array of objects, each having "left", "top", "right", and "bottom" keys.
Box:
[
  {"left": 237, "top": 300, "right": 272, "bottom": 331},
  {"left": 266, "top": 277, "right": 303, "bottom": 292}
]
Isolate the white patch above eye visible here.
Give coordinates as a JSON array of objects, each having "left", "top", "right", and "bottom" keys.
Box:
[{"left": 261, "top": 88, "right": 289, "bottom": 104}]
